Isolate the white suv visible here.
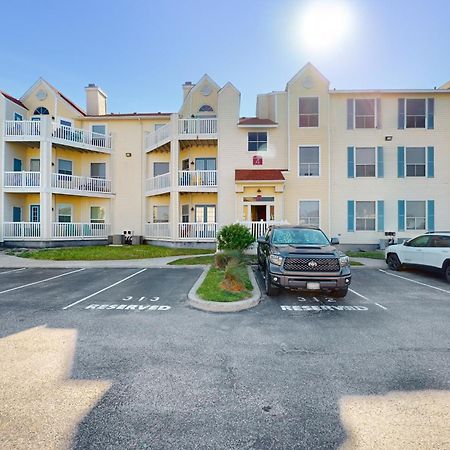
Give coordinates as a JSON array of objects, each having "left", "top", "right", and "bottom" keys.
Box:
[{"left": 385, "top": 232, "right": 450, "bottom": 283}]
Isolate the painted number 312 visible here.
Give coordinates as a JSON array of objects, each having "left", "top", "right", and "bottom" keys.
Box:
[{"left": 122, "top": 296, "right": 160, "bottom": 302}]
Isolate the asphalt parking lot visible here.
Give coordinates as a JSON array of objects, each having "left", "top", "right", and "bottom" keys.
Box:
[{"left": 0, "top": 265, "right": 449, "bottom": 449}]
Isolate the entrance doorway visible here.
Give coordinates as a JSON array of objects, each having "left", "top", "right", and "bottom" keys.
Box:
[{"left": 251, "top": 205, "right": 267, "bottom": 221}]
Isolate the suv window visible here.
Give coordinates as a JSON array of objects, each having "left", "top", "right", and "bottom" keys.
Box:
[
  {"left": 429, "top": 235, "right": 450, "bottom": 248},
  {"left": 272, "top": 228, "right": 329, "bottom": 246},
  {"left": 407, "top": 235, "right": 431, "bottom": 247}
]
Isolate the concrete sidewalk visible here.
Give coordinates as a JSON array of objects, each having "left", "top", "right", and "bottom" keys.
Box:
[
  {"left": 351, "top": 257, "right": 386, "bottom": 268},
  {"left": 0, "top": 252, "right": 210, "bottom": 269}
]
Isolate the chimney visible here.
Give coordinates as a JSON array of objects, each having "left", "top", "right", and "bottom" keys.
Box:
[
  {"left": 85, "top": 83, "right": 108, "bottom": 115},
  {"left": 182, "top": 81, "right": 194, "bottom": 100}
]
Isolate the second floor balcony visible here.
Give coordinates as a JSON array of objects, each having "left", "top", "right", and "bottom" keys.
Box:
[
  {"left": 145, "top": 118, "right": 217, "bottom": 152},
  {"left": 3, "top": 120, "right": 112, "bottom": 152},
  {"left": 145, "top": 170, "right": 217, "bottom": 195}
]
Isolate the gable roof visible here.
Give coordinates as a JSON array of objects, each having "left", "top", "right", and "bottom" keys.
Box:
[
  {"left": 285, "top": 62, "right": 329, "bottom": 89},
  {"left": 235, "top": 169, "right": 285, "bottom": 181},
  {"left": 1, "top": 91, "right": 28, "bottom": 110},
  {"left": 179, "top": 74, "right": 221, "bottom": 114}
]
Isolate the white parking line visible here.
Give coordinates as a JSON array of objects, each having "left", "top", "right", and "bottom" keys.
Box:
[
  {"left": 0, "top": 268, "right": 27, "bottom": 275},
  {"left": 63, "top": 268, "right": 148, "bottom": 310},
  {"left": 378, "top": 269, "right": 450, "bottom": 295},
  {"left": 349, "top": 288, "right": 387, "bottom": 310},
  {"left": 0, "top": 268, "right": 85, "bottom": 295}
]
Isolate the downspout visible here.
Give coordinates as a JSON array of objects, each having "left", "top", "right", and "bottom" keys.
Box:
[{"left": 327, "top": 91, "right": 332, "bottom": 236}]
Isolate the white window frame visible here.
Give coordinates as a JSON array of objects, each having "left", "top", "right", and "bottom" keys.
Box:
[
  {"left": 29, "top": 205, "right": 40, "bottom": 223},
  {"left": 195, "top": 204, "right": 217, "bottom": 224},
  {"left": 405, "top": 200, "right": 427, "bottom": 231},
  {"left": 57, "top": 158, "right": 73, "bottom": 175},
  {"left": 59, "top": 118, "right": 73, "bottom": 127},
  {"left": 354, "top": 201, "right": 377, "bottom": 232},
  {"left": 247, "top": 131, "right": 268, "bottom": 152},
  {"left": 153, "top": 205, "right": 169, "bottom": 223},
  {"left": 403, "top": 98, "right": 429, "bottom": 129},
  {"left": 298, "top": 199, "right": 321, "bottom": 228},
  {"left": 405, "top": 147, "right": 427, "bottom": 177},
  {"left": 355, "top": 147, "right": 377, "bottom": 178},
  {"left": 57, "top": 203, "right": 73, "bottom": 223},
  {"left": 90, "top": 206, "right": 105, "bottom": 224},
  {"left": 298, "top": 96, "right": 319, "bottom": 128},
  {"left": 14, "top": 112, "right": 23, "bottom": 121},
  {"left": 298, "top": 145, "right": 321, "bottom": 177},
  {"left": 91, "top": 124, "right": 107, "bottom": 135},
  {"left": 353, "top": 99, "right": 377, "bottom": 129},
  {"left": 90, "top": 162, "right": 107, "bottom": 179}
]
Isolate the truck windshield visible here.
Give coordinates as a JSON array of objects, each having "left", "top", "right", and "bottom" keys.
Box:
[{"left": 272, "top": 228, "right": 329, "bottom": 246}]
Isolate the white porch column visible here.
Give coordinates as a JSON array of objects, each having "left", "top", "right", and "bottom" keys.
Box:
[
  {"left": 169, "top": 114, "right": 179, "bottom": 240},
  {"left": 40, "top": 117, "right": 52, "bottom": 239}
]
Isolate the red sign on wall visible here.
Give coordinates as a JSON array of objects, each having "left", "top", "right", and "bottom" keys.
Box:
[{"left": 253, "top": 155, "right": 263, "bottom": 166}]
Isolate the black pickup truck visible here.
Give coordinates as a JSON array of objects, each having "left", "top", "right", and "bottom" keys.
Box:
[{"left": 257, "top": 225, "right": 351, "bottom": 297}]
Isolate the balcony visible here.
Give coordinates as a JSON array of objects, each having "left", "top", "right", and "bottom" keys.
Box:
[
  {"left": 144, "top": 223, "right": 171, "bottom": 239},
  {"left": 145, "top": 118, "right": 217, "bottom": 152},
  {"left": 145, "top": 173, "right": 171, "bottom": 195},
  {"left": 52, "top": 223, "right": 111, "bottom": 239},
  {"left": 178, "top": 222, "right": 217, "bottom": 240},
  {"left": 3, "top": 120, "right": 112, "bottom": 152},
  {"left": 178, "top": 170, "right": 217, "bottom": 191},
  {"left": 239, "top": 221, "right": 287, "bottom": 239},
  {"left": 4, "top": 171, "right": 41, "bottom": 190},
  {"left": 51, "top": 173, "right": 112, "bottom": 196},
  {"left": 3, "top": 222, "right": 41, "bottom": 239}
]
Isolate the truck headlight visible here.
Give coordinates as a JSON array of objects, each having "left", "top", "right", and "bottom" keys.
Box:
[
  {"left": 339, "top": 256, "right": 350, "bottom": 267},
  {"left": 269, "top": 254, "right": 283, "bottom": 266}
]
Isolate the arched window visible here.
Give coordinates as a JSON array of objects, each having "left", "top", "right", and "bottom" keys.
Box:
[
  {"left": 33, "top": 107, "right": 49, "bottom": 115},
  {"left": 198, "top": 105, "right": 214, "bottom": 113}
]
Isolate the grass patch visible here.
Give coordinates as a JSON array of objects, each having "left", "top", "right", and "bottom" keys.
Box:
[
  {"left": 197, "top": 265, "right": 253, "bottom": 302},
  {"left": 8, "top": 245, "right": 214, "bottom": 261},
  {"left": 169, "top": 255, "right": 215, "bottom": 265},
  {"left": 346, "top": 251, "right": 385, "bottom": 260},
  {"left": 350, "top": 260, "right": 364, "bottom": 266}
]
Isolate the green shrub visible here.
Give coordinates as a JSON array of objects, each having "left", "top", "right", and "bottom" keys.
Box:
[
  {"left": 222, "top": 263, "right": 245, "bottom": 292},
  {"left": 214, "top": 249, "right": 245, "bottom": 269},
  {"left": 217, "top": 224, "right": 255, "bottom": 251}
]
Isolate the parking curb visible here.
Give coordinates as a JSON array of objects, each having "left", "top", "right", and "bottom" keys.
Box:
[{"left": 188, "top": 265, "right": 261, "bottom": 313}]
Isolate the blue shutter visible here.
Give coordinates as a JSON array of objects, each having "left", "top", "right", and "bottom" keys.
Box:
[
  {"left": 427, "top": 200, "right": 435, "bottom": 232},
  {"left": 427, "top": 146, "right": 434, "bottom": 178},
  {"left": 347, "top": 99, "right": 354, "bottom": 129},
  {"left": 347, "top": 147, "right": 355, "bottom": 178},
  {"left": 376, "top": 98, "right": 381, "bottom": 128},
  {"left": 377, "top": 201, "right": 385, "bottom": 232},
  {"left": 398, "top": 200, "right": 405, "bottom": 231},
  {"left": 427, "top": 98, "right": 434, "bottom": 129},
  {"left": 347, "top": 200, "right": 355, "bottom": 232},
  {"left": 377, "top": 146, "right": 384, "bottom": 178},
  {"left": 398, "top": 98, "right": 405, "bottom": 129},
  {"left": 397, "top": 147, "right": 405, "bottom": 178}
]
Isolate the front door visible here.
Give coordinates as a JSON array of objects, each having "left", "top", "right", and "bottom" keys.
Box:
[
  {"left": 30, "top": 159, "right": 40, "bottom": 172},
  {"left": 195, "top": 205, "right": 216, "bottom": 223},
  {"left": 13, "top": 158, "right": 22, "bottom": 172},
  {"left": 251, "top": 205, "right": 267, "bottom": 221},
  {"left": 13, "top": 207, "right": 22, "bottom": 222},
  {"left": 195, "top": 158, "right": 216, "bottom": 171},
  {"left": 30, "top": 205, "right": 40, "bottom": 223}
]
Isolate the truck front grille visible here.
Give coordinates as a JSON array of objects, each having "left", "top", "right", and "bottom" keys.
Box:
[{"left": 283, "top": 257, "right": 340, "bottom": 272}]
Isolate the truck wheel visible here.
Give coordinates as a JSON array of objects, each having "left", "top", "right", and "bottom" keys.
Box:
[
  {"left": 387, "top": 254, "right": 402, "bottom": 271},
  {"left": 444, "top": 263, "right": 450, "bottom": 284},
  {"left": 332, "top": 288, "right": 348, "bottom": 298},
  {"left": 265, "top": 267, "right": 279, "bottom": 297}
]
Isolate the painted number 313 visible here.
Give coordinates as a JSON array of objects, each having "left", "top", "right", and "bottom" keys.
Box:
[{"left": 122, "top": 296, "right": 160, "bottom": 302}]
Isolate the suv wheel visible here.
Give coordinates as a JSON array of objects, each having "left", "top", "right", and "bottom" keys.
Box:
[
  {"left": 265, "top": 266, "right": 279, "bottom": 297},
  {"left": 332, "top": 288, "right": 348, "bottom": 298},
  {"left": 444, "top": 263, "right": 450, "bottom": 284},
  {"left": 387, "top": 254, "right": 402, "bottom": 271}
]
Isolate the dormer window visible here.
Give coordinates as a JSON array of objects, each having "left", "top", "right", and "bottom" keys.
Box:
[
  {"left": 33, "top": 107, "right": 49, "bottom": 115},
  {"left": 199, "top": 105, "right": 214, "bottom": 112}
]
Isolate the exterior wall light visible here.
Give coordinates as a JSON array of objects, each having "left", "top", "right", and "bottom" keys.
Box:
[{"left": 125, "top": 152, "right": 132, "bottom": 157}]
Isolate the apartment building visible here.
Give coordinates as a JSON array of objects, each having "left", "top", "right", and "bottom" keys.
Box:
[{"left": 1, "top": 63, "right": 449, "bottom": 248}]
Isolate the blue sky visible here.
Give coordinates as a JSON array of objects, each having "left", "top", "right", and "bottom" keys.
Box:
[{"left": 1, "top": 0, "right": 450, "bottom": 116}]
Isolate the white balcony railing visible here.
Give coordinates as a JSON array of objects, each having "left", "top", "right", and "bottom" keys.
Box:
[
  {"left": 51, "top": 173, "right": 112, "bottom": 194},
  {"left": 4, "top": 120, "right": 41, "bottom": 137},
  {"left": 3, "top": 222, "right": 41, "bottom": 239},
  {"left": 52, "top": 123, "right": 112, "bottom": 150},
  {"left": 144, "top": 223, "right": 171, "bottom": 239},
  {"left": 3, "top": 120, "right": 112, "bottom": 151},
  {"left": 178, "top": 222, "right": 217, "bottom": 240},
  {"left": 239, "top": 221, "right": 287, "bottom": 239},
  {"left": 4, "top": 171, "right": 41, "bottom": 188},
  {"left": 52, "top": 223, "right": 111, "bottom": 239},
  {"left": 145, "top": 173, "right": 171, "bottom": 193},
  {"left": 178, "top": 170, "right": 217, "bottom": 188},
  {"left": 144, "top": 123, "right": 171, "bottom": 150},
  {"left": 178, "top": 118, "right": 217, "bottom": 135}
]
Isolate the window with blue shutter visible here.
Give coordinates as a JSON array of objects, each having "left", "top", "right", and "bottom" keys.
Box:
[
  {"left": 398, "top": 98, "right": 405, "bottom": 129},
  {"left": 347, "top": 200, "right": 355, "bottom": 232},
  {"left": 347, "top": 99, "right": 354, "bottom": 129},
  {"left": 398, "top": 200, "right": 405, "bottom": 231},
  {"left": 377, "top": 147, "right": 384, "bottom": 178},
  {"left": 427, "top": 200, "right": 435, "bottom": 232},
  {"left": 427, "top": 98, "right": 434, "bottom": 129},
  {"left": 376, "top": 98, "right": 381, "bottom": 128},
  {"left": 397, "top": 147, "right": 405, "bottom": 177},
  {"left": 377, "top": 201, "right": 385, "bottom": 232},
  {"left": 427, "top": 146, "right": 434, "bottom": 178},
  {"left": 347, "top": 147, "right": 355, "bottom": 178}
]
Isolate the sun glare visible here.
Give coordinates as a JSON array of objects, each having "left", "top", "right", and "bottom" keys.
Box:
[{"left": 299, "top": 1, "right": 352, "bottom": 53}]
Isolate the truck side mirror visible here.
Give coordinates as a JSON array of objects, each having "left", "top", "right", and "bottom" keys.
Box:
[
  {"left": 330, "top": 237, "right": 339, "bottom": 245},
  {"left": 257, "top": 236, "right": 266, "bottom": 244}
]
